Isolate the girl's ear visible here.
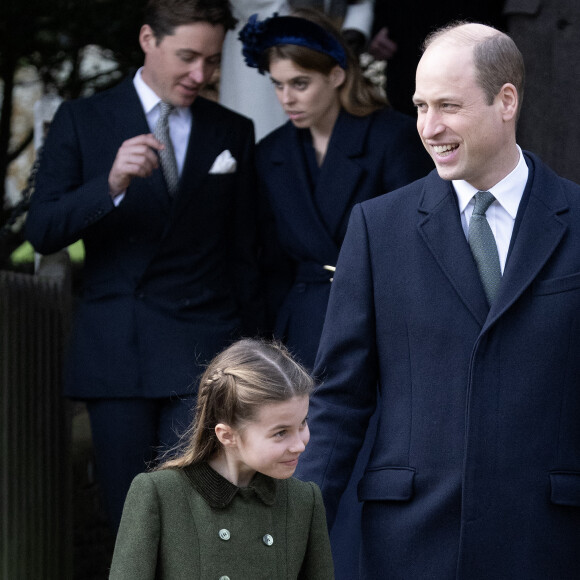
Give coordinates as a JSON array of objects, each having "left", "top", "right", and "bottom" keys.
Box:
[{"left": 215, "top": 423, "right": 238, "bottom": 448}]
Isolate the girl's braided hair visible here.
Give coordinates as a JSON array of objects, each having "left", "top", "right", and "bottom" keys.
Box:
[{"left": 157, "top": 338, "right": 314, "bottom": 470}]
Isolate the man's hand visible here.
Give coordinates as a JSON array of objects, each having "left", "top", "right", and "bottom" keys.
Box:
[
  {"left": 369, "top": 27, "right": 398, "bottom": 61},
  {"left": 108, "top": 134, "right": 164, "bottom": 198}
]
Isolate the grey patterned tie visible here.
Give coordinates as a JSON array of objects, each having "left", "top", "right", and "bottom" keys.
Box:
[
  {"left": 154, "top": 102, "right": 179, "bottom": 197},
  {"left": 468, "top": 191, "right": 502, "bottom": 305}
]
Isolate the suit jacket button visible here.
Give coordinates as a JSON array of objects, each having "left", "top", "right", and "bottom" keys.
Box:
[
  {"left": 262, "top": 533, "right": 274, "bottom": 546},
  {"left": 219, "top": 529, "right": 230, "bottom": 541},
  {"left": 219, "top": 576, "right": 230, "bottom": 580}
]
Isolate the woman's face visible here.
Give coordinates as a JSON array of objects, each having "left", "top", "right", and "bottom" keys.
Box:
[{"left": 269, "top": 58, "right": 344, "bottom": 133}]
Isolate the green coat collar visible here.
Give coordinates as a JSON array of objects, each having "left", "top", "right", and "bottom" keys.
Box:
[{"left": 183, "top": 462, "right": 277, "bottom": 508}]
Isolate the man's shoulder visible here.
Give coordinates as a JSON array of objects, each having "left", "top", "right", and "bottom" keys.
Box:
[
  {"left": 193, "top": 96, "right": 253, "bottom": 128},
  {"left": 361, "top": 170, "right": 435, "bottom": 211},
  {"left": 58, "top": 76, "right": 136, "bottom": 115}
]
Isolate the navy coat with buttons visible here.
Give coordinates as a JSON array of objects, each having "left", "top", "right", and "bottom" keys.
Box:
[
  {"left": 256, "top": 108, "right": 432, "bottom": 369},
  {"left": 296, "top": 153, "right": 580, "bottom": 578},
  {"left": 26, "top": 77, "right": 263, "bottom": 399}
]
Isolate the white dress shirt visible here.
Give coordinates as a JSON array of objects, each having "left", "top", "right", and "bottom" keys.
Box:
[
  {"left": 453, "top": 146, "right": 529, "bottom": 274},
  {"left": 133, "top": 68, "right": 192, "bottom": 175},
  {"left": 112, "top": 70, "right": 193, "bottom": 206}
]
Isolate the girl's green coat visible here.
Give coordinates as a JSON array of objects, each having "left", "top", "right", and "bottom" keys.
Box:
[{"left": 109, "top": 462, "right": 334, "bottom": 579}]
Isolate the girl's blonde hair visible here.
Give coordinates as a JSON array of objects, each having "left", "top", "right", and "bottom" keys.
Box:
[
  {"left": 158, "top": 338, "right": 314, "bottom": 470},
  {"left": 265, "top": 9, "right": 388, "bottom": 116}
]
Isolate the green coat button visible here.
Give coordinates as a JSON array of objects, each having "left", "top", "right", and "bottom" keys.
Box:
[{"left": 263, "top": 534, "right": 274, "bottom": 546}]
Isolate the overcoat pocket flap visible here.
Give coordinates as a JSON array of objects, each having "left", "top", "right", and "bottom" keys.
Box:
[
  {"left": 358, "top": 467, "right": 415, "bottom": 502},
  {"left": 550, "top": 471, "right": 580, "bottom": 506},
  {"left": 533, "top": 271, "right": 580, "bottom": 296}
]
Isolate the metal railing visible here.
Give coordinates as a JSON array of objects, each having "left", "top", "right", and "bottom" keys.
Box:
[{"left": 0, "top": 252, "right": 73, "bottom": 579}]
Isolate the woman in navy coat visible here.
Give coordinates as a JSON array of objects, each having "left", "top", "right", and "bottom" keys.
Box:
[
  {"left": 240, "top": 11, "right": 432, "bottom": 578},
  {"left": 242, "top": 10, "right": 432, "bottom": 371}
]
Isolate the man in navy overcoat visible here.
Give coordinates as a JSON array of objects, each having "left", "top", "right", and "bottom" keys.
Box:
[
  {"left": 26, "top": 0, "right": 263, "bottom": 529},
  {"left": 296, "top": 22, "right": 580, "bottom": 578}
]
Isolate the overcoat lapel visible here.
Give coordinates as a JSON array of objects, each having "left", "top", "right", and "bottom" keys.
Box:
[
  {"left": 417, "top": 172, "right": 490, "bottom": 327},
  {"left": 315, "top": 112, "right": 369, "bottom": 239},
  {"left": 484, "top": 154, "right": 569, "bottom": 329},
  {"left": 269, "top": 123, "right": 339, "bottom": 260}
]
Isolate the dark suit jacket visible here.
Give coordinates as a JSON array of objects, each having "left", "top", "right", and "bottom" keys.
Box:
[
  {"left": 109, "top": 464, "right": 334, "bottom": 579},
  {"left": 256, "top": 109, "right": 432, "bottom": 369},
  {"left": 26, "top": 77, "right": 263, "bottom": 398},
  {"left": 296, "top": 153, "right": 580, "bottom": 578}
]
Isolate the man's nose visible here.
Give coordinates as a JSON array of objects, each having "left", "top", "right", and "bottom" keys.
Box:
[
  {"left": 419, "top": 109, "right": 444, "bottom": 139},
  {"left": 188, "top": 61, "right": 207, "bottom": 84}
]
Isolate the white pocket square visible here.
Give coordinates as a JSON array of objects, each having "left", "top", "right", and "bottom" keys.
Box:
[{"left": 209, "top": 149, "right": 237, "bottom": 174}]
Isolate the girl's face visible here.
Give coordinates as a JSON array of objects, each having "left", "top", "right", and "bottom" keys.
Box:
[
  {"left": 233, "top": 395, "right": 310, "bottom": 482},
  {"left": 269, "top": 58, "right": 344, "bottom": 133}
]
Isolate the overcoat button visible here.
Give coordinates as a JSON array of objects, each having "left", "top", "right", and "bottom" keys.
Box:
[
  {"left": 219, "top": 576, "right": 230, "bottom": 580},
  {"left": 262, "top": 533, "right": 274, "bottom": 546},
  {"left": 219, "top": 529, "right": 231, "bottom": 541}
]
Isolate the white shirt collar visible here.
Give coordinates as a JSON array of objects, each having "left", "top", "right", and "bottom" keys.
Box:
[
  {"left": 453, "top": 146, "right": 529, "bottom": 218},
  {"left": 133, "top": 67, "right": 190, "bottom": 120}
]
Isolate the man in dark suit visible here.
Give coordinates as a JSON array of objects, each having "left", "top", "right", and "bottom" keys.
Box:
[
  {"left": 26, "top": 0, "right": 263, "bottom": 530},
  {"left": 296, "top": 22, "right": 580, "bottom": 578}
]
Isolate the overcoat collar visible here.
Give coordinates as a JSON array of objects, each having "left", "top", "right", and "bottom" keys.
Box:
[
  {"left": 417, "top": 153, "right": 568, "bottom": 328},
  {"left": 268, "top": 111, "right": 373, "bottom": 261},
  {"left": 184, "top": 462, "right": 278, "bottom": 509}
]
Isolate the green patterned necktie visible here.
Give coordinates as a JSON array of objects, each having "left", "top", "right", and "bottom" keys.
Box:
[
  {"left": 468, "top": 191, "right": 502, "bottom": 305},
  {"left": 154, "top": 102, "right": 179, "bottom": 197}
]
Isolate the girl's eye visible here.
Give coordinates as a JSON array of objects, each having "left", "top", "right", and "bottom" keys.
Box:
[
  {"left": 274, "top": 430, "right": 286, "bottom": 438},
  {"left": 294, "top": 81, "right": 308, "bottom": 90}
]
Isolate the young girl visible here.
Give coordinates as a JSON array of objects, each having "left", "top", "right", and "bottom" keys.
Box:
[{"left": 109, "top": 338, "right": 334, "bottom": 579}]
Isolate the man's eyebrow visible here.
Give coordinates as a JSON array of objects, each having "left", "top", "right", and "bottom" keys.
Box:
[{"left": 175, "top": 49, "right": 221, "bottom": 59}]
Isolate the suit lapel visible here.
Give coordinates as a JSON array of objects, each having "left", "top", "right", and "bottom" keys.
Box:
[
  {"left": 484, "top": 154, "right": 569, "bottom": 329},
  {"left": 100, "top": 77, "right": 171, "bottom": 213},
  {"left": 171, "top": 97, "right": 228, "bottom": 217},
  {"left": 417, "top": 172, "right": 490, "bottom": 327}
]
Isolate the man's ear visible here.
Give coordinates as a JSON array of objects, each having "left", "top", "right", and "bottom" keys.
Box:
[
  {"left": 139, "top": 24, "right": 156, "bottom": 54},
  {"left": 215, "top": 423, "right": 238, "bottom": 448},
  {"left": 498, "top": 82, "right": 518, "bottom": 122}
]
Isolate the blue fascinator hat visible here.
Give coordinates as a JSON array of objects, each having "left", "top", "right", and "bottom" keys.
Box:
[{"left": 239, "top": 13, "right": 348, "bottom": 74}]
